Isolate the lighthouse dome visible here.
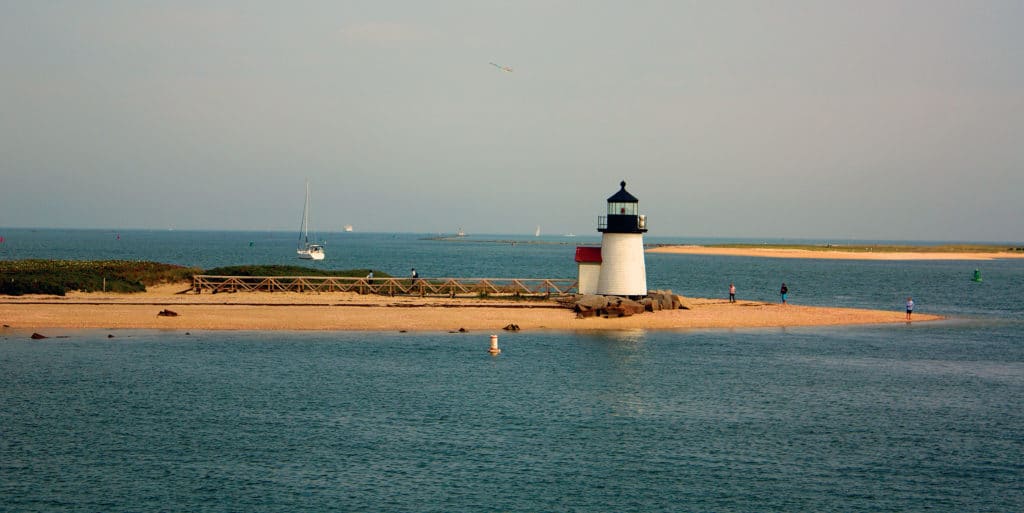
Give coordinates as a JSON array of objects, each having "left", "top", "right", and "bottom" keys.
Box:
[{"left": 607, "top": 181, "right": 638, "bottom": 203}]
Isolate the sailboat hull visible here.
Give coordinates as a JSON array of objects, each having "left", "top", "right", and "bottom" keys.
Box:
[
  {"left": 298, "top": 244, "right": 325, "bottom": 260},
  {"left": 297, "top": 250, "right": 325, "bottom": 260}
]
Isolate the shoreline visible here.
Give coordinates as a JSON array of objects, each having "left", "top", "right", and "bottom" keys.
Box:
[
  {"left": 647, "top": 245, "right": 1024, "bottom": 261},
  {"left": 0, "top": 283, "right": 942, "bottom": 333}
]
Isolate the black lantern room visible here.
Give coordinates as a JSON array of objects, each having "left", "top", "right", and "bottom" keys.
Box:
[{"left": 598, "top": 181, "right": 647, "bottom": 234}]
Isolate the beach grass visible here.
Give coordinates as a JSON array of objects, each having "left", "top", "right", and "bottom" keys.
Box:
[
  {"left": 1, "top": 261, "right": 393, "bottom": 296},
  {"left": 0, "top": 260, "right": 200, "bottom": 296}
]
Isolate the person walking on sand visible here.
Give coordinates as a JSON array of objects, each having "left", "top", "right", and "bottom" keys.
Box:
[
  {"left": 780, "top": 283, "right": 788, "bottom": 304},
  {"left": 729, "top": 283, "right": 736, "bottom": 303},
  {"left": 906, "top": 297, "right": 914, "bottom": 321}
]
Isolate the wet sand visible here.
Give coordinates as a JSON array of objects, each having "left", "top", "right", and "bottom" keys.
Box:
[
  {"left": 0, "top": 283, "right": 941, "bottom": 332},
  {"left": 647, "top": 245, "right": 1024, "bottom": 261}
]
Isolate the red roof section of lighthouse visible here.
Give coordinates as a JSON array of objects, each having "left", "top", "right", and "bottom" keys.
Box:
[{"left": 575, "top": 246, "right": 603, "bottom": 263}]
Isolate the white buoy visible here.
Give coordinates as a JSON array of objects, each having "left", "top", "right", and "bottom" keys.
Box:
[{"left": 489, "top": 334, "right": 501, "bottom": 355}]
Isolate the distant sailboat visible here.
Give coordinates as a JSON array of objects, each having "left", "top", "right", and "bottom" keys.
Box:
[
  {"left": 535, "top": 225, "right": 541, "bottom": 237},
  {"left": 297, "top": 181, "right": 325, "bottom": 260},
  {"left": 344, "top": 224, "right": 354, "bottom": 232},
  {"left": 457, "top": 227, "right": 466, "bottom": 237}
]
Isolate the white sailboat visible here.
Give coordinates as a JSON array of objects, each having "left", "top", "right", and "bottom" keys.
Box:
[
  {"left": 535, "top": 225, "right": 541, "bottom": 237},
  {"left": 297, "top": 181, "right": 325, "bottom": 260}
]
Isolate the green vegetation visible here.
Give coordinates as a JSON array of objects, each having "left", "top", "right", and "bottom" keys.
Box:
[
  {"left": 704, "top": 243, "right": 1020, "bottom": 253},
  {"left": 0, "top": 260, "right": 200, "bottom": 296},
  {"left": 0, "top": 261, "right": 393, "bottom": 296}
]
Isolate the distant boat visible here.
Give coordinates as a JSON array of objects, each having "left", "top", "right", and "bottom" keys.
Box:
[
  {"left": 296, "top": 181, "right": 325, "bottom": 260},
  {"left": 564, "top": 233, "right": 576, "bottom": 237},
  {"left": 344, "top": 225, "right": 353, "bottom": 232},
  {"left": 457, "top": 227, "right": 466, "bottom": 237},
  {"left": 535, "top": 225, "right": 541, "bottom": 237}
]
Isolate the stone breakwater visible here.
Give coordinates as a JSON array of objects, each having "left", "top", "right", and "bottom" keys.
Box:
[{"left": 568, "top": 290, "right": 688, "bottom": 318}]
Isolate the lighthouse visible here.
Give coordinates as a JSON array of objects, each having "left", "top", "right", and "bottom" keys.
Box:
[{"left": 595, "top": 181, "right": 648, "bottom": 297}]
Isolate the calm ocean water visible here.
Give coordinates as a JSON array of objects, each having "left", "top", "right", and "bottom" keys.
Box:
[{"left": 2, "top": 229, "right": 1022, "bottom": 512}]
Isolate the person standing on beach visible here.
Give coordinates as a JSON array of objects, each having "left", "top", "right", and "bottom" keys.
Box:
[
  {"left": 729, "top": 283, "right": 736, "bottom": 303},
  {"left": 906, "top": 297, "right": 914, "bottom": 320},
  {"left": 411, "top": 268, "right": 419, "bottom": 282},
  {"left": 780, "top": 283, "right": 788, "bottom": 304}
]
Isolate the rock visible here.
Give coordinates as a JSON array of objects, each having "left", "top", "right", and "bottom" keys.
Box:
[
  {"left": 643, "top": 290, "right": 690, "bottom": 310},
  {"left": 157, "top": 309, "right": 178, "bottom": 317},
  {"left": 107, "top": 334, "right": 114, "bottom": 338},
  {"left": 576, "top": 294, "right": 612, "bottom": 310},
  {"left": 502, "top": 323, "right": 520, "bottom": 331},
  {"left": 30, "top": 332, "right": 47, "bottom": 339},
  {"left": 604, "top": 305, "right": 626, "bottom": 317},
  {"left": 620, "top": 298, "right": 646, "bottom": 315}
]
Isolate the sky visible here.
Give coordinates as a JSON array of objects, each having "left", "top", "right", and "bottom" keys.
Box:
[{"left": 2, "top": 1, "right": 1022, "bottom": 242}]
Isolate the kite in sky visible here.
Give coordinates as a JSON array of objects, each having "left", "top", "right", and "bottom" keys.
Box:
[{"left": 489, "top": 62, "right": 513, "bottom": 73}]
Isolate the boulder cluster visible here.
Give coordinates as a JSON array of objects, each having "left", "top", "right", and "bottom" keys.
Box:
[{"left": 569, "top": 290, "right": 689, "bottom": 318}]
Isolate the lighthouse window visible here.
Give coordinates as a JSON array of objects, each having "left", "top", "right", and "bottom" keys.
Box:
[{"left": 608, "top": 202, "right": 637, "bottom": 216}]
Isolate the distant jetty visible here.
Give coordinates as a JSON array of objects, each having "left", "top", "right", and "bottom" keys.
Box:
[{"left": 424, "top": 236, "right": 578, "bottom": 246}]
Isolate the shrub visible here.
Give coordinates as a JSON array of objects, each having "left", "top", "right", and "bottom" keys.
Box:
[{"left": 0, "top": 260, "right": 200, "bottom": 296}]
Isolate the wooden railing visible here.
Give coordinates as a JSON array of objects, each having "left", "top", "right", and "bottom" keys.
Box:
[{"left": 191, "top": 275, "right": 578, "bottom": 297}]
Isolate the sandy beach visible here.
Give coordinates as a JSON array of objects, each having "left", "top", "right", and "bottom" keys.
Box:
[
  {"left": 648, "top": 245, "right": 1024, "bottom": 261},
  {"left": 0, "top": 283, "right": 940, "bottom": 332}
]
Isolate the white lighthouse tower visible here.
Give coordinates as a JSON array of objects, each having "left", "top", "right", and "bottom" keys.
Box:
[{"left": 595, "top": 181, "right": 648, "bottom": 297}]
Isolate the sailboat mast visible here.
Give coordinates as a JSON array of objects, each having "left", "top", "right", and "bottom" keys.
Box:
[
  {"left": 304, "top": 181, "right": 310, "bottom": 244},
  {"left": 299, "top": 181, "right": 311, "bottom": 245}
]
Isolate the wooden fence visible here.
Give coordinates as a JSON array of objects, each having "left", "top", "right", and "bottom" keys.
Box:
[{"left": 191, "top": 275, "right": 578, "bottom": 297}]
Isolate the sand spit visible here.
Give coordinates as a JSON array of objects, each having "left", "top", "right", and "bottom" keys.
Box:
[
  {"left": 0, "top": 283, "right": 941, "bottom": 332},
  {"left": 648, "top": 245, "right": 1024, "bottom": 261}
]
